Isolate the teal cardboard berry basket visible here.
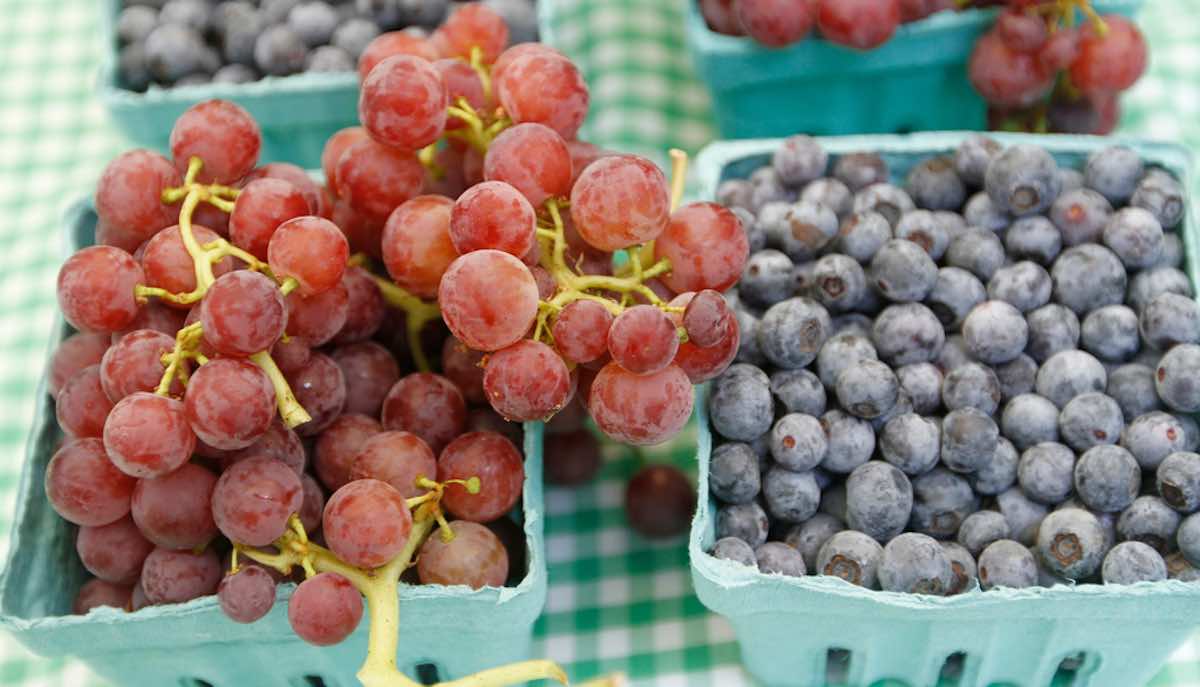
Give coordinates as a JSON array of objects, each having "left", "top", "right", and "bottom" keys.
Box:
[
  {"left": 0, "top": 198, "right": 548, "bottom": 686},
  {"left": 99, "top": 0, "right": 359, "bottom": 169},
  {"left": 688, "top": 133, "right": 1200, "bottom": 687},
  {"left": 684, "top": 1, "right": 1143, "bottom": 140}
]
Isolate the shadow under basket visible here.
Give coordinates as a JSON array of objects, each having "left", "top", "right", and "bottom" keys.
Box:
[
  {"left": 0, "top": 199, "right": 548, "bottom": 686},
  {"left": 688, "top": 133, "right": 1200, "bottom": 687}
]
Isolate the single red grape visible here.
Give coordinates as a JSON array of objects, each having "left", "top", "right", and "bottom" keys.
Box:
[
  {"left": 287, "top": 352, "right": 348, "bottom": 437},
  {"left": 229, "top": 179, "right": 312, "bottom": 260},
  {"left": 683, "top": 289, "right": 734, "bottom": 348},
  {"left": 483, "top": 123, "right": 573, "bottom": 207},
  {"left": 332, "top": 267, "right": 386, "bottom": 344},
  {"left": 242, "top": 162, "right": 322, "bottom": 212},
  {"left": 288, "top": 572, "right": 363, "bottom": 646},
  {"left": 1038, "top": 27, "right": 1080, "bottom": 71},
  {"left": 997, "top": 9, "right": 1048, "bottom": 53},
  {"left": 323, "top": 478, "right": 412, "bottom": 568},
  {"left": 169, "top": 99, "right": 261, "bottom": 184},
  {"left": 608, "top": 305, "right": 680, "bottom": 375},
  {"left": 142, "top": 224, "right": 234, "bottom": 301},
  {"left": 45, "top": 438, "right": 135, "bottom": 526},
  {"left": 218, "top": 565, "right": 277, "bottom": 624},
  {"left": 625, "top": 465, "right": 694, "bottom": 538},
  {"left": 56, "top": 365, "right": 115, "bottom": 438},
  {"left": 381, "top": 372, "right": 467, "bottom": 454},
  {"left": 222, "top": 420, "right": 307, "bottom": 476},
  {"left": 381, "top": 194, "right": 459, "bottom": 299},
  {"left": 492, "top": 43, "right": 562, "bottom": 82},
  {"left": 130, "top": 462, "right": 219, "bottom": 550},
  {"left": 99, "top": 329, "right": 176, "bottom": 402},
  {"left": 184, "top": 358, "right": 276, "bottom": 450},
  {"left": 654, "top": 201, "right": 749, "bottom": 294},
  {"left": 140, "top": 547, "right": 221, "bottom": 604},
  {"left": 570, "top": 155, "right": 670, "bottom": 252},
  {"left": 95, "top": 150, "right": 182, "bottom": 240},
  {"left": 332, "top": 341, "right": 400, "bottom": 416},
  {"left": 96, "top": 217, "right": 148, "bottom": 253},
  {"left": 58, "top": 246, "right": 144, "bottom": 333},
  {"left": 74, "top": 578, "right": 133, "bottom": 614},
  {"left": 211, "top": 455, "right": 303, "bottom": 546},
  {"left": 359, "top": 55, "right": 448, "bottom": 152},
  {"left": 530, "top": 264, "right": 558, "bottom": 300},
  {"left": 434, "top": 58, "right": 490, "bottom": 128},
  {"left": 286, "top": 280, "right": 349, "bottom": 347},
  {"left": 322, "top": 127, "right": 369, "bottom": 197},
  {"left": 438, "top": 249, "right": 539, "bottom": 352},
  {"left": 76, "top": 515, "right": 154, "bottom": 585},
  {"left": 417, "top": 520, "right": 508, "bottom": 588},
  {"left": 199, "top": 270, "right": 287, "bottom": 357},
  {"left": 550, "top": 300, "right": 613, "bottom": 364},
  {"left": 494, "top": 51, "right": 589, "bottom": 140},
  {"left": 433, "top": 4, "right": 509, "bottom": 62},
  {"left": 544, "top": 429, "right": 602, "bottom": 486},
  {"left": 335, "top": 139, "right": 425, "bottom": 222},
  {"left": 439, "top": 431, "right": 525, "bottom": 523},
  {"left": 313, "top": 414, "right": 383, "bottom": 492},
  {"left": 269, "top": 216, "right": 349, "bottom": 297},
  {"left": 349, "top": 431, "right": 438, "bottom": 498},
  {"left": 483, "top": 340, "right": 572, "bottom": 421},
  {"left": 968, "top": 30, "right": 1054, "bottom": 108},
  {"left": 49, "top": 333, "right": 110, "bottom": 400},
  {"left": 816, "top": 0, "right": 900, "bottom": 50},
  {"left": 736, "top": 0, "right": 814, "bottom": 47},
  {"left": 449, "top": 181, "right": 536, "bottom": 257},
  {"left": 299, "top": 473, "right": 326, "bottom": 534},
  {"left": 441, "top": 338, "right": 487, "bottom": 405},
  {"left": 104, "top": 392, "right": 196, "bottom": 478},
  {"left": 357, "top": 31, "right": 440, "bottom": 80},
  {"left": 589, "top": 362, "right": 694, "bottom": 445},
  {"left": 1069, "top": 15, "right": 1147, "bottom": 96},
  {"left": 667, "top": 293, "right": 739, "bottom": 383}
]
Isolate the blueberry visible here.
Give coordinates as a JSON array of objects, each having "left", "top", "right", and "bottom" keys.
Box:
[
  {"left": 709, "top": 365, "right": 774, "bottom": 442},
  {"left": 1004, "top": 215, "right": 1061, "bottom": 265},
  {"left": 987, "top": 262, "right": 1053, "bottom": 314},
  {"left": 117, "top": 5, "right": 158, "bottom": 44},
  {"left": 985, "top": 144, "right": 1061, "bottom": 217},
  {"left": 934, "top": 210, "right": 968, "bottom": 241},
  {"left": 800, "top": 178, "right": 853, "bottom": 218},
  {"left": 483, "top": 0, "right": 538, "bottom": 43},
  {"left": 941, "top": 362, "right": 1001, "bottom": 415},
  {"left": 784, "top": 513, "right": 844, "bottom": 571},
  {"left": 1075, "top": 445, "right": 1140, "bottom": 513},
  {"left": 993, "top": 354, "right": 1038, "bottom": 402},
  {"left": 763, "top": 467, "right": 821, "bottom": 523},
  {"left": 778, "top": 201, "right": 839, "bottom": 263},
  {"left": 1131, "top": 171, "right": 1185, "bottom": 229},
  {"left": 1085, "top": 146, "right": 1144, "bottom": 205},
  {"left": 1167, "top": 550, "right": 1200, "bottom": 581},
  {"left": 769, "top": 369, "right": 825, "bottom": 417},
  {"left": 392, "top": 0, "right": 451, "bottom": 27},
  {"left": 978, "top": 539, "right": 1038, "bottom": 589},
  {"left": 1178, "top": 514, "right": 1200, "bottom": 566},
  {"left": 820, "top": 481, "right": 848, "bottom": 521},
  {"left": 214, "top": 0, "right": 255, "bottom": 36},
  {"left": 970, "top": 437, "right": 1019, "bottom": 495},
  {"left": 159, "top": 0, "right": 211, "bottom": 32},
  {"left": 871, "top": 303, "right": 944, "bottom": 366},
  {"left": 833, "top": 313, "right": 875, "bottom": 339},
  {"left": 1018, "top": 442, "right": 1076, "bottom": 505},
  {"left": 1121, "top": 411, "right": 1187, "bottom": 470},
  {"left": 144, "top": 24, "right": 210, "bottom": 82},
  {"left": 730, "top": 207, "right": 767, "bottom": 253},
  {"left": 1077, "top": 305, "right": 1140, "bottom": 363},
  {"left": 926, "top": 267, "right": 986, "bottom": 329},
  {"left": 868, "top": 390, "right": 914, "bottom": 433},
  {"left": 910, "top": 467, "right": 978, "bottom": 538},
  {"left": 1053, "top": 244, "right": 1129, "bottom": 316},
  {"left": 1036, "top": 350, "right": 1106, "bottom": 408},
  {"left": 769, "top": 413, "right": 827, "bottom": 472},
  {"left": 963, "top": 192, "right": 1010, "bottom": 232},
  {"left": 733, "top": 307, "right": 765, "bottom": 366},
  {"left": 897, "top": 363, "right": 943, "bottom": 415},
  {"left": 954, "top": 134, "right": 1002, "bottom": 188},
  {"left": 1117, "top": 495, "right": 1180, "bottom": 555},
  {"left": 1002, "top": 394, "right": 1060, "bottom": 450},
  {"left": 846, "top": 461, "right": 913, "bottom": 542},
  {"left": 1103, "top": 207, "right": 1164, "bottom": 269},
  {"left": 853, "top": 184, "right": 916, "bottom": 228},
  {"left": 1175, "top": 415, "right": 1200, "bottom": 452},
  {"left": 255, "top": 25, "right": 308, "bottom": 76},
  {"left": 998, "top": 486, "right": 1050, "bottom": 545},
  {"left": 816, "top": 334, "right": 878, "bottom": 388},
  {"left": 834, "top": 152, "right": 889, "bottom": 193},
  {"left": 835, "top": 359, "right": 899, "bottom": 420},
  {"left": 869, "top": 239, "right": 938, "bottom": 302},
  {"left": 716, "top": 502, "right": 770, "bottom": 547},
  {"left": 711, "top": 537, "right": 757, "bottom": 567},
  {"left": 941, "top": 541, "right": 978, "bottom": 594},
  {"left": 1049, "top": 188, "right": 1113, "bottom": 246},
  {"left": 879, "top": 533, "right": 953, "bottom": 594},
  {"left": 834, "top": 211, "right": 891, "bottom": 264},
  {"left": 332, "top": 17, "right": 381, "bottom": 60},
  {"left": 957, "top": 510, "right": 1011, "bottom": 557},
  {"left": 716, "top": 179, "right": 753, "bottom": 211},
  {"left": 945, "top": 229, "right": 1006, "bottom": 281},
  {"left": 1058, "top": 168, "right": 1085, "bottom": 191},
  {"left": 757, "top": 297, "right": 831, "bottom": 370},
  {"left": 962, "top": 300, "right": 1028, "bottom": 365},
  {"left": 1157, "top": 233, "right": 1184, "bottom": 269},
  {"left": 907, "top": 157, "right": 966, "bottom": 211},
  {"left": 739, "top": 249, "right": 795, "bottom": 308},
  {"left": 1102, "top": 541, "right": 1167, "bottom": 584},
  {"left": 306, "top": 45, "right": 354, "bottom": 71},
  {"left": 709, "top": 443, "right": 761, "bottom": 505},
  {"left": 118, "top": 44, "right": 151, "bottom": 91},
  {"left": 1158, "top": 452, "right": 1200, "bottom": 513},
  {"left": 288, "top": 1, "right": 339, "bottom": 46},
  {"left": 1037, "top": 508, "right": 1108, "bottom": 579},
  {"left": 213, "top": 63, "right": 258, "bottom": 83},
  {"left": 1058, "top": 392, "right": 1123, "bottom": 452},
  {"left": 1107, "top": 364, "right": 1162, "bottom": 419},
  {"left": 879, "top": 413, "right": 940, "bottom": 476},
  {"left": 750, "top": 175, "right": 791, "bottom": 213},
  {"left": 773, "top": 135, "right": 828, "bottom": 187},
  {"left": 811, "top": 254, "right": 866, "bottom": 311},
  {"left": 819, "top": 410, "right": 876, "bottom": 474},
  {"left": 221, "top": 9, "right": 264, "bottom": 66},
  {"left": 1140, "top": 293, "right": 1200, "bottom": 351},
  {"left": 755, "top": 542, "right": 806, "bottom": 576},
  {"left": 262, "top": 0, "right": 300, "bottom": 24},
  {"left": 1127, "top": 267, "right": 1193, "bottom": 313},
  {"left": 1156, "top": 344, "right": 1200, "bottom": 413},
  {"left": 935, "top": 335, "right": 975, "bottom": 375},
  {"left": 816, "top": 530, "right": 883, "bottom": 588}
]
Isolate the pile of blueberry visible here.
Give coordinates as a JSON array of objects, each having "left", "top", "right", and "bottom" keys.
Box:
[
  {"left": 115, "top": 0, "right": 536, "bottom": 90},
  {"left": 706, "top": 133, "right": 1198, "bottom": 595}
]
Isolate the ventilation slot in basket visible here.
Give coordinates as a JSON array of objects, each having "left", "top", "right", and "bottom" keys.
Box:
[
  {"left": 179, "top": 680, "right": 213, "bottom": 687},
  {"left": 288, "top": 675, "right": 332, "bottom": 687},
  {"left": 938, "top": 652, "right": 967, "bottom": 686},
  {"left": 415, "top": 662, "right": 441, "bottom": 685},
  {"left": 1053, "top": 652, "right": 1091, "bottom": 686},
  {"left": 825, "top": 648, "right": 853, "bottom": 685}
]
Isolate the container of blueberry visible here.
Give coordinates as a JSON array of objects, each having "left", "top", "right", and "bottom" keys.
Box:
[
  {"left": 688, "top": 131, "right": 1200, "bottom": 687},
  {"left": 684, "top": 0, "right": 1142, "bottom": 140},
  {"left": 103, "top": 0, "right": 538, "bottom": 168},
  {"left": 0, "top": 198, "right": 548, "bottom": 686}
]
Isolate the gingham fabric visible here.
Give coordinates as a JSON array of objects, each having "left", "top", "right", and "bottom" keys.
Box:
[{"left": 0, "top": 0, "right": 1197, "bottom": 685}]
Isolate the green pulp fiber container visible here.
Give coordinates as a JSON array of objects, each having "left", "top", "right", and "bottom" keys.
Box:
[
  {"left": 688, "top": 133, "right": 1200, "bottom": 687},
  {"left": 685, "top": 1, "right": 1142, "bottom": 140},
  {"left": 0, "top": 199, "right": 548, "bottom": 686}
]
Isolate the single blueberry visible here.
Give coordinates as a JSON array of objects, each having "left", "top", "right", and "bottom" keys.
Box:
[
  {"left": 834, "top": 152, "right": 889, "bottom": 193},
  {"left": 869, "top": 239, "right": 938, "bottom": 303},
  {"left": 711, "top": 537, "right": 757, "bottom": 567},
  {"left": 763, "top": 466, "right": 822, "bottom": 523},
  {"left": 769, "top": 369, "right": 826, "bottom": 417},
  {"left": 962, "top": 300, "right": 1028, "bottom": 365},
  {"left": 800, "top": 178, "right": 853, "bottom": 219},
  {"left": 144, "top": 24, "right": 210, "bottom": 83},
  {"left": 958, "top": 510, "right": 1011, "bottom": 557},
  {"left": 835, "top": 359, "right": 899, "bottom": 420},
  {"left": 945, "top": 229, "right": 1006, "bottom": 281},
  {"left": 1036, "top": 350, "right": 1107, "bottom": 408},
  {"left": 1049, "top": 188, "right": 1113, "bottom": 247},
  {"left": 834, "top": 211, "right": 891, "bottom": 264},
  {"left": 942, "top": 362, "right": 1001, "bottom": 415},
  {"left": 987, "top": 261, "right": 1052, "bottom": 313},
  {"left": 784, "top": 513, "right": 844, "bottom": 572},
  {"left": 1157, "top": 452, "right": 1200, "bottom": 513},
  {"left": 1037, "top": 508, "right": 1108, "bottom": 579},
  {"left": 213, "top": 63, "right": 259, "bottom": 83},
  {"left": 816, "top": 334, "right": 878, "bottom": 389},
  {"left": 288, "top": 1, "right": 339, "bottom": 46},
  {"left": 969, "top": 438, "right": 1020, "bottom": 496},
  {"left": 941, "top": 541, "right": 978, "bottom": 594},
  {"left": 1177, "top": 514, "right": 1200, "bottom": 566},
  {"left": 1085, "top": 146, "right": 1144, "bottom": 205},
  {"left": 773, "top": 135, "right": 828, "bottom": 187},
  {"left": 1127, "top": 266, "right": 1193, "bottom": 313},
  {"left": 846, "top": 461, "right": 913, "bottom": 543},
  {"left": 1131, "top": 171, "right": 1185, "bottom": 229},
  {"left": 998, "top": 486, "right": 1050, "bottom": 546},
  {"left": 978, "top": 539, "right": 1038, "bottom": 589},
  {"left": 1051, "top": 244, "right": 1128, "bottom": 315},
  {"left": 1121, "top": 411, "right": 1188, "bottom": 470},
  {"left": 255, "top": 25, "right": 308, "bottom": 76},
  {"left": 117, "top": 5, "right": 158, "bottom": 44},
  {"left": 926, "top": 267, "right": 986, "bottom": 329},
  {"left": 1001, "top": 394, "right": 1060, "bottom": 450},
  {"left": 1058, "top": 392, "right": 1124, "bottom": 452},
  {"left": 1116, "top": 495, "right": 1180, "bottom": 555},
  {"left": 907, "top": 157, "right": 966, "bottom": 211},
  {"left": 755, "top": 542, "right": 807, "bottom": 576},
  {"left": 305, "top": 45, "right": 354, "bottom": 71},
  {"left": 963, "top": 192, "right": 1010, "bottom": 232},
  {"left": 811, "top": 254, "right": 866, "bottom": 312},
  {"left": 816, "top": 530, "right": 883, "bottom": 588},
  {"left": 1107, "top": 364, "right": 1162, "bottom": 420},
  {"left": 1155, "top": 344, "right": 1200, "bottom": 413},
  {"left": 779, "top": 201, "right": 839, "bottom": 263},
  {"left": 897, "top": 363, "right": 943, "bottom": 415},
  {"left": 709, "top": 443, "right": 762, "bottom": 505},
  {"left": 954, "top": 134, "right": 1002, "bottom": 188},
  {"left": 1023, "top": 304, "right": 1080, "bottom": 364},
  {"left": 118, "top": 44, "right": 151, "bottom": 91},
  {"left": 1018, "top": 442, "right": 1076, "bottom": 505},
  {"left": 879, "top": 532, "right": 953, "bottom": 594},
  {"left": 331, "top": 16, "right": 381, "bottom": 60},
  {"left": 1080, "top": 305, "right": 1140, "bottom": 362},
  {"left": 716, "top": 179, "right": 754, "bottom": 211},
  {"left": 819, "top": 410, "right": 876, "bottom": 474},
  {"left": 1004, "top": 215, "right": 1062, "bottom": 265},
  {"left": 1140, "top": 292, "right": 1200, "bottom": 351},
  {"left": 716, "top": 502, "right": 770, "bottom": 547},
  {"left": 993, "top": 354, "right": 1038, "bottom": 402},
  {"left": 1075, "top": 445, "right": 1140, "bottom": 513},
  {"left": 709, "top": 365, "right": 774, "bottom": 442},
  {"left": 985, "top": 144, "right": 1062, "bottom": 217},
  {"left": 770, "top": 414, "right": 828, "bottom": 472},
  {"left": 853, "top": 184, "right": 915, "bottom": 228},
  {"left": 739, "top": 249, "right": 795, "bottom": 308},
  {"left": 1101, "top": 541, "right": 1167, "bottom": 584},
  {"left": 879, "top": 413, "right": 941, "bottom": 476},
  {"left": 871, "top": 303, "right": 945, "bottom": 366},
  {"left": 757, "top": 297, "right": 831, "bottom": 370},
  {"left": 1103, "top": 207, "right": 1164, "bottom": 269},
  {"left": 909, "top": 467, "right": 978, "bottom": 539}
]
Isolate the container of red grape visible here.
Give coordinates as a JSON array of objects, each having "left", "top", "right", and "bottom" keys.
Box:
[
  {"left": 688, "top": 132, "right": 1200, "bottom": 687},
  {"left": 687, "top": 0, "right": 1143, "bottom": 140}
]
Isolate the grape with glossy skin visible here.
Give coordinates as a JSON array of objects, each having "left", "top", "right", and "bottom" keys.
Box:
[
  {"left": 95, "top": 150, "right": 182, "bottom": 240},
  {"left": 484, "top": 340, "right": 572, "bottom": 421},
  {"left": 417, "top": 520, "right": 508, "bottom": 588},
  {"left": 552, "top": 300, "right": 614, "bottom": 364},
  {"left": 185, "top": 358, "right": 276, "bottom": 450},
  {"left": 58, "top": 246, "right": 144, "bottom": 333},
  {"left": 45, "top": 438, "right": 136, "bottom": 526},
  {"left": 333, "top": 267, "right": 386, "bottom": 344},
  {"left": 200, "top": 271, "right": 287, "bottom": 357},
  {"left": 314, "top": 414, "right": 383, "bottom": 492},
  {"left": 589, "top": 362, "right": 694, "bottom": 445},
  {"left": 434, "top": 4, "right": 508, "bottom": 62},
  {"left": 816, "top": 0, "right": 900, "bottom": 50},
  {"left": 288, "top": 352, "right": 348, "bottom": 437},
  {"left": 222, "top": 420, "right": 306, "bottom": 476},
  {"left": 359, "top": 55, "right": 448, "bottom": 152},
  {"left": 218, "top": 566, "right": 276, "bottom": 624},
  {"left": 141, "top": 547, "right": 222, "bottom": 604},
  {"left": 131, "top": 463, "right": 219, "bottom": 550},
  {"left": 655, "top": 202, "right": 749, "bottom": 294},
  {"left": 74, "top": 579, "right": 133, "bottom": 614},
  {"left": 242, "top": 163, "right": 323, "bottom": 215},
  {"left": 104, "top": 393, "right": 196, "bottom": 479},
  {"left": 49, "top": 333, "right": 110, "bottom": 400},
  {"left": 608, "top": 305, "right": 680, "bottom": 375},
  {"left": 494, "top": 51, "right": 589, "bottom": 140},
  {"left": 229, "top": 179, "right": 311, "bottom": 260},
  {"left": 286, "top": 281, "right": 349, "bottom": 347},
  {"left": 350, "top": 431, "right": 439, "bottom": 498},
  {"left": 322, "top": 127, "right": 369, "bottom": 197},
  {"left": 381, "top": 373, "right": 467, "bottom": 454},
  {"left": 439, "top": 432, "right": 525, "bottom": 523},
  {"left": 684, "top": 290, "right": 734, "bottom": 348},
  {"left": 668, "top": 292, "right": 739, "bottom": 383},
  {"left": 142, "top": 224, "right": 234, "bottom": 300},
  {"left": 99, "top": 329, "right": 177, "bottom": 402},
  {"left": 333, "top": 342, "right": 400, "bottom": 416},
  {"left": 736, "top": 0, "right": 813, "bottom": 47},
  {"left": 483, "top": 123, "right": 573, "bottom": 207},
  {"left": 169, "top": 100, "right": 261, "bottom": 184},
  {"left": 438, "top": 250, "right": 539, "bottom": 352},
  {"left": 570, "top": 156, "right": 670, "bottom": 252},
  {"left": 335, "top": 139, "right": 425, "bottom": 221},
  {"left": 76, "top": 515, "right": 154, "bottom": 585},
  {"left": 268, "top": 216, "right": 349, "bottom": 296},
  {"left": 56, "top": 365, "right": 115, "bottom": 438},
  {"left": 211, "top": 456, "right": 304, "bottom": 546},
  {"left": 450, "top": 181, "right": 536, "bottom": 257},
  {"left": 323, "top": 479, "right": 412, "bottom": 568},
  {"left": 288, "top": 572, "right": 363, "bottom": 646},
  {"left": 381, "top": 195, "right": 459, "bottom": 299},
  {"left": 1069, "top": 15, "right": 1146, "bottom": 96}
]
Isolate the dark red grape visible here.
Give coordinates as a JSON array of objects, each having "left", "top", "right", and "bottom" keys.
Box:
[
  {"left": 449, "top": 181, "right": 536, "bottom": 257},
  {"left": 288, "top": 572, "right": 362, "bottom": 646},
  {"left": 968, "top": 30, "right": 1054, "bottom": 108},
  {"left": 222, "top": 420, "right": 307, "bottom": 475},
  {"left": 438, "top": 250, "right": 538, "bottom": 352},
  {"left": 140, "top": 547, "right": 221, "bottom": 604},
  {"left": 625, "top": 465, "right": 694, "bottom": 538},
  {"left": 438, "top": 432, "right": 524, "bottom": 523},
  {"left": 131, "top": 462, "right": 218, "bottom": 550},
  {"left": 287, "top": 352, "right": 347, "bottom": 437},
  {"left": 242, "top": 162, "right": 322, "bottom": 214},
  {"left": 816, "top": 0, "right": 900, "bottom": 50},
  {"left": 58, "top": 246, "right": 144, "bottom": 333},
  {"left": 332, "top": 267, "right": 386, "bottom": 344},
  {"left": 494, "top": 51, "right": 588, "bottom": 141},
  {"left": 332, "top": 342, "right": 400, "bottom": 416},
  {"left": 218, "top": 565, "right": 277, "bottom": 623},
  {"left": 544, "top": 429, "right": 602, "bottom": 486},
  {"left": 104, "top": 392, "right": 196, "bottom": 479},
  {"left": 76, "top": 515, "right": 154, "bottom": 585},
  {"left": 169, "top": 100, "right": 261, "bottom": 184},
  {"left": 434, "top": 4, "right": 508, "bottom": 62},
  {"left": 484, "top": 123, "right": 573, "bottom": 207},
  {"left": 314, "top": 414, "right": 382, "bottom": 492},
  {"left": 736, "top": 0, "right": 814, "bottom": 47},
  {"left": 440, "top": 338, "right": 487, "bottom": 405},
  {"left": 111, "top": 302, "right": 186, "bottom": 343},
  {"left": 299, "top": 473, "right": 325, "bottom": 534},
  {"left": 417, "top": 520, "right": 508, "bottom": 588},
  {"left": 570, "top": 155, "right": 669, "bottom": 252},
  {"left": 381, "top": 373, "right": 466, "bottom": 454},
  {"left": 1069, "top": 14, "right": 1147, "bottom": 96},
  {"left": 286, "top": 281, "right": 349, "bottom": 348},
  {"left": 608, "top": 305, "right": 680, "bottom": 375},
  {"left": 185, "top": 358, "right": 276, "bottom": 450}
]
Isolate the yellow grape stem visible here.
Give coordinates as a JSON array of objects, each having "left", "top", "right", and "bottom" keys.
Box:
[{"left": 248, "top": 350, "right": 312, "bottom": 429}]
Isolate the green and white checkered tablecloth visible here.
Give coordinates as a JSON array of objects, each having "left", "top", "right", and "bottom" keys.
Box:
[{"left": 0, "top": 0, "right": 1198, "bottom": 685}]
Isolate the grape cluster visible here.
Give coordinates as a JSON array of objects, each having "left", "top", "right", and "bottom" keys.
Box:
[
  {"left": 707, "top": 134, "right": 1198, "bottom": 594},
  {"left": 700, "top": 0, "right": 957, "bottom": 49}
]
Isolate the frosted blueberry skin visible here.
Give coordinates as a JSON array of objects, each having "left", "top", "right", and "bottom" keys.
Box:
[
  {"left": 909, "top": 468, "right": 978, "bottom": 540},
  {"left": 1158, "top": 452, "right": 1200, "bottom": 514},
  {"left": 984, "top": 144, "right": 1062, "bottom": 217},
  {"left": 1074, "top": 445, "right": 1140, "bottom": 513},
  {"left": 957, "top": 510, "right": 1011, "bottom": 557},
  {"left": 709, "top": 443, "right": 762, "bottom": 505},
  {"left": 1001, "top": 394, "right": 1060, "bottom": 451},
  {"left": 1018, "top": 442, "right": 1077, "bottom": 506},
  {"left": 817, "top": 530, "right": 884, "bottom": 589},
  {"left": 1116, "top": 495, "right": 1180, "bottom": 555},
  {"left": 784, "top": 513, "right": 844, "bottom": 572},
  {"left": 1101, "top": 541, "right": 1167, "bottom": 585},
  {"left": 716, "top": 502, "right": 770, "bottom": 548},
  {"left": 878, "top": 532, "right": 953, "bottom": 595},
  {"left": 978, "top": 539, "right": 1038, "bottom": 589},
  {"left": 845, "top": 461, "right": 913, "bottom": 544},
  {"left": 1155, "top": 345, "right": 1200, "bottom": 413},
  {"left": 1037, "top": 508, "right": 1109, "bottom": 580},
  {"left": 755, "top": 541, "right": 807, "bottom": 577},
  {"left": 1085, "top": 145, "right": 1144, "bottom": 206},
  {"left": 711, "top": 537, "right": 757, "bottom": 567}
]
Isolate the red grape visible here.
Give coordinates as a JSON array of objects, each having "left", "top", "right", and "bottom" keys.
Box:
[
  {"left": 736, "top": 0, "right": 814, "bottom": 47},
  {"left": 49, "top": 333, "right": 110, "bottom": 400},
  {"left": 494, "top": 51, "right": 589, "bottom": 140},
  {"left": 322, "top": 127, "right": 369, "bottom": 197},
  {"left": 76, "top": 515, "right": 154, "bottom": 585},
  {"left": 130, "top": 463, "right": 219, "bottom": 550},
  {"left": 683, "top": 289, "right": 734, "bottom": 348},
  {"left": 111, "top": 302, "right": 186, "bottom": 343},
  {"left": 222, "top": 420, "right": 307, "bottom": 476},
  {"left": 654, "top": 201, "right": 749, "bottom": 294},
  {"left": 359, "top": 55, "right": 448, "bottom": 152},
  {"left": 331, "top": 342, "right": 400, "bottom": 416},
  {"left": 492, "top": 43, "right": 562, "bottom": 82},
  {"left": 74, "top": 578, "right": 133, "bottom": 614},
  {"left": 439, "top": 432, "right": 525, "bottom": 523},
  {"left": 270, "top": 337, "right": 312, "bottom": 379},
  {"left": 550, "top": 300, "right": 613, "bottom": 364},
  {"left": 218, "top": 565, "right": 277, "bottom": 624},
  {"left": 968, "top": 30, "right": 1054, "bottom": 107},
  {"left": 701, "top": 0, "right": 743, "bottom": 34},
  {"left": 816, "top": 0, "right": 900, "bottom": 50},
  {"left": 45, "top": 438, "right": 135, "bottom": 526},
  {"left": 589, "top": 362, "right": 694, "bottom": 445},
  {"left": 428, "top": 141, "right": 470, "bottom": 197},
  {"left": 268, "top": 216, "right": 349, "bottom": 297},
  {"left": 544, "top": 429, "right": 602, "bottom": 486},
  {"left": 530, "top": 264, "right": 557, "bottom": 299},
  {"left": 169, "top": 100, "right": 260, "bottom": 184},
  {"left": 286, "top": 280, "right": 349, "bottom": 347},
  {"left": 434, "top": 58, "right": 490, "bottom": 125},
  {"left": 441, "top": 337, "right": 487, "bottom": 404},
  {"left": 357, "top": 31, "right": 440, "bottom": 80},
  {"left": 323, "top": 478, "right": 412, "bottom": 568},
  {"left": 229, "top": 179, "right": 311, "bottom": 260},
  {"left": 142, "top": 225, "right": 234, "bottom": 302},
  {"left": 96, "top": 217, "right": 148, "bottom": 253},
  {"left": 199, "top": 270, "right": 287, "bottom": 357},
  {"left": 242, "top": 162, "right": 323, "bottom": 214},
  {"left": 333, "top": 267, "right": 386, "bottom": 344},
  {"left": 335, "top": 139, "right": 425, "bottom": 221},
  {"left": 566, "top": 140, "right": 606, "bottom": 184},
  {"left": 545, "top": 396, "right": 587, "bottom": 434},
  {"left": 288, "top": 572, "right": 363, "bottom": 646},
  {"left": 1038, "top": 28, "right": 1080, "bottom": 71},
  {"left": 463, "top": 145, "right": 485, "bottom": 186},
  {"left": 140, "top": 547, "right": 221, "bottom": 604},
  {"left": 192, "top": 201, "right": 231, "bottom": 238},
  {"left": 625, "top": 465, "right": 694, "bottom": 538},
  {"left": 104, "top": 392, "right": 196, "bottom": 478},
  {"left": 570, "top": 156, "right": 670, "bottom": 252},
  {"left": 608, "top": 305, "right": 679, "bottom": 375},
  {"left": 483, "top": 340, "right": 572, "bottom": 421},
  {"left": 997, "top": 10, "right": 1048, "bottom": 53},
  {"left": 99, "top": 329, "right": 176, "bottom": 402},
  {"left": 483, "top": 123, "right": 573, "bottom": 207},
  {"left": 349, "top": 431, "right": 438, "bottom": 498},
  {"left": 1069, "top": 15, "right": 1147, "bottom": 96},
  {"left": 438, "top": 249, "right": 539, "bottom": 352},
  {"left": 58, "top": 246, "right": 144, "bottom": 333},
  {"left": 130, "top": 580, "right": 150, "bottom": 611},
  {"left": 381, "top": 194, "right": 459, "bottom": 299},
  {"left": 466, "top": 407, "right": 525, "bottom": 448},
  {"left": 212, "top": 456, "right": 303, "bottom": 546},
  {"left": 667, "top": 293, "right": 739, "bottom": 383},
  {"left": 95, "top": 150, "right": 182, "bottom": 240},
  {"left": 433, "top": 4, "right": 508, "bottom": 62},
  {"left": 449, "top": 181, "right": 536, "bottom": 257},
  {"left": 287, "top": 352, "right": 347, "bottom": 437},
  {"left": 314, "top": 414, "right": 383, "bottom": 492},
  {"left": 56, "top": 365, "right": 115, "bottom": 438},
  {"left": 381, "top": 372, "right": 467, "bottom": 454},
  {"left": 185, "top": 358, "right": 276, "bottom": 450},
  {"left": 417, "top": 520, "right": 508, "bottom": 588},
  {"left": 299, "top": 473, "right": 325, "bottom": 534}
]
